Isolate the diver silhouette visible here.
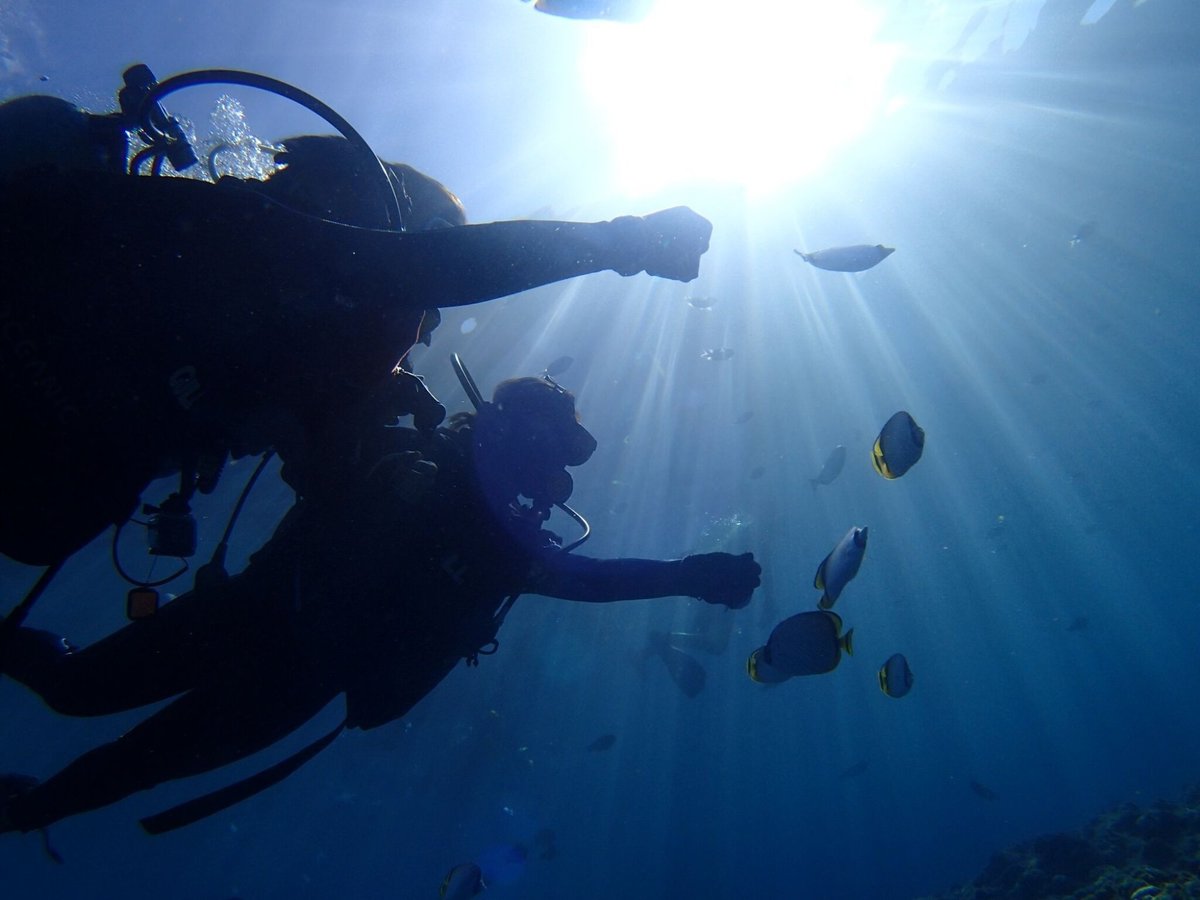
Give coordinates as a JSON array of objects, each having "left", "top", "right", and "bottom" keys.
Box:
[
  {"left": 0, "top": 66, "right": 713, "bottom": 580},
  {"left": 0, "top": 361, "right": 760, "bottom": 834}
]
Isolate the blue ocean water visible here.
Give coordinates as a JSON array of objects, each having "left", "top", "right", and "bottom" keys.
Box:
[{"left": 1, "top": 1, "right": 1198, "bottom": 898}]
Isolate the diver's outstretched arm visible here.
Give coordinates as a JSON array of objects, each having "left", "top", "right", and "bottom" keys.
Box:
[
  {"left": 350, "top": 206, "right": 714, "bottom": 309},
  {"left": 6, "top": 171, "right": 710, "bottom": 317},
  {"left": 529, "top": 555, "right": 689, "bottom": 603},
  {"left": 528, "top": 551, "right": 759, "bottom": 609}
]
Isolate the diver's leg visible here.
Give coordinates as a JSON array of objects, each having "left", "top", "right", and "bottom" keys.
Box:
[
  {"left": 2, "top": 661, "right": 337, "bottom": 831},
  {"left": 1, "top": 573, "right": 277, "bottom": 715}
]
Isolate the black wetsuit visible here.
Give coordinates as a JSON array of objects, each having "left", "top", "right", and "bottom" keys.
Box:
[
  {"left": 0, "top": 422, "right": 706, "bottom": 831},
  {"left": 0, "top": 165, "right": 709, "bottom": 566}
]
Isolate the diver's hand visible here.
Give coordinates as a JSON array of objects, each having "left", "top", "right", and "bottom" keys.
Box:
[
  {"left": 679, "top": 552, "right": 761, "bottom": 609},
  {"left": 611, "top": 207, "right": 712, "bottom": 282}
]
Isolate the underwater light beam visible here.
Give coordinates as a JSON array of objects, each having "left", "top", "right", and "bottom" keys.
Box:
[{"left": 579, "top": 0, "right": 899, "bottom": 195}]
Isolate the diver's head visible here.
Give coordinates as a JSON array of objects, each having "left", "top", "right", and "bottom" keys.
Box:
[
  {"left": 0, "top": 95, "right": 127, "bottom": 178},
  {"left": 256, "top": 134, "right": 465, "bottom": 232},
  {"left": 386, "top": 162, "right": 466, "bottom": 232},
  {"left": 471, "top": 377, "right": 597, "bottom": 509}
]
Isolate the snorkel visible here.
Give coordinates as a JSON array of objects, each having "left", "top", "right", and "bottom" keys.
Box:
[{"left": 451, "top": 353, "right": 590, "bottom": 552}]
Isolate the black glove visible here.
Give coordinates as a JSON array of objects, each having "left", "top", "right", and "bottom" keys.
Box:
[
  {"left": 610, "top": 207, "right": 713, "bottom": 282},
  {"left": 679, "top": 552, "right": 761, "bottom": 610}
]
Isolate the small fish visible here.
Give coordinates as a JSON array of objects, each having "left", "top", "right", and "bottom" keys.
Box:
[
  {"left": 794, "top": 244, "right": 894, "bottom": 273},
  {"left": 686, "top": 295, "right": 718, "bottom": 310},
  {"left": 700, "top": 348, "right": 734, "bottom": 362},
  {"left": 1069, "top": 221, "right": 1095, "bottom": 247},
  {"left": 587, "top": 733, "right": 617, "bottom": 752},
  {"left": 810, "top": 444, "right": 847, "bottom": 491},
  {"left": 441, "top": 862, "right": 486, "bottom": 900},
  {"left": 748, "top": 610, "right": 853, "bottom": 681},
  {"left": 544, "top": 355, "right": 573, "bottom": 377},
  {"left": 748, "top": 466, "right": 765, "bottom": 480},
  {"left": 839, "top": 760, "right": 869, "bottom": 779},
  {"left": 872, "top": 411, "right": 925, "bottom": 479},
  {"left": 814, "top": 526, "right": 868, "bottom": 610},
  {"left": 734, "top": 410, "right": 754, "bottom": 425},
  {"left": 530, "top": 0, "right": 652, "bottom": 22},
  {"left": 1065, "top": 616, "right": 1089, "bottom": 632},
  {"left": 878, "top": 653, "right": 914, "bottom": 699},
  {"left": 969, "top": 780, "right": 997, "bottom": 801}
]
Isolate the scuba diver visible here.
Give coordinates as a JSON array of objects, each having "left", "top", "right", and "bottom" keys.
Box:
[
  {"left": 0, "top": 64, "right": 713, "bottom": 581},
  {"left": 0, "top": 357, "right": 761, "bottom": 835}
]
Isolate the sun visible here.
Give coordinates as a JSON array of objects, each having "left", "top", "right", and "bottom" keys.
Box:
[{"left": 578, "top": 0, "right": 899, "bottom": 196}]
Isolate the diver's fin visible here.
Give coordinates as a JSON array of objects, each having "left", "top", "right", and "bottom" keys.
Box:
[
  {"left": 38, "top": 827, "right": 63, "bottom": 863},
  {"left": 657, "top": 645, "right": 706, "bottom": 698},
  {"left": 666, "top": 616, "right": 733, "bottom": 656},
  {"left": 140, "top": 719, "right": 345, "bottom": 834},
  {"left": 1, "top": 558, "right": 66, "bottom": 675}
]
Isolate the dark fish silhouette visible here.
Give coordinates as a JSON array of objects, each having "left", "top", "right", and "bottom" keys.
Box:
[
  {"left": 749, "top": 466, "right": 765, "bottom": 480},
  {"left": 872, "top": 411, "right": 925, "bottom": 479},
  {"left": 587, "top": 733, "right": 617, "bottom": 752},
  {"left": 765, "top": 610, "right": 852, "bottom": 676},
  {"left": 969, "top": 780, "right": 997, "bottom": 801},
  {"left": 794, "top": 244, "right": 894, "bottom": 273},
  {"left": 544, "top": 355, "right": 573, "bottom": 377},
  {"left": 748, "top": 610, "right": 853, "bottom": 682},
  {"left": 1065, "top": 616, "right": 1089, "bottom": 632},
  {"left": 811, "top": 444, "right": 847, "bottom": 491},
  {"left": 529, "top": 0, "right": 652, "bottom": 22},
  {"left": 878, "top": 653, "right": 914, "bottom": 699},
  {"left": 734, "top": 411, "right": 754, "bottom": 425}
]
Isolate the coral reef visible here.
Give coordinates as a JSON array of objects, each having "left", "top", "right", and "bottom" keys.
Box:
[{"left": 924, "top": 785, "right": 1200, "bottom": 899}]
